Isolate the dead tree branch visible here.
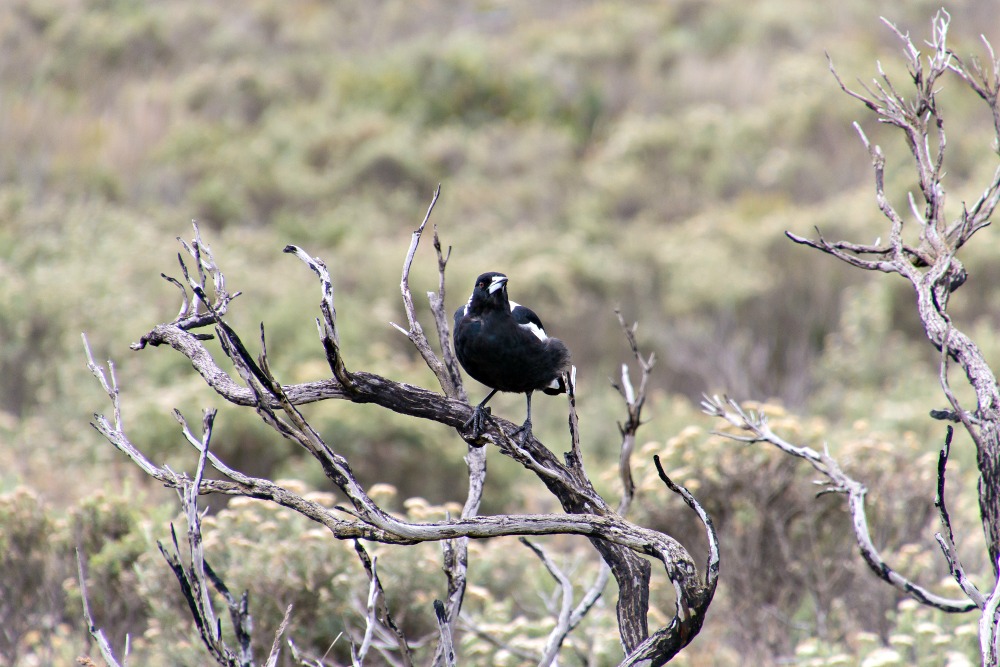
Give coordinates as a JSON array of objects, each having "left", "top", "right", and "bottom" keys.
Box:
[
  {"left": 934, "top": 426, "right": 986, "bottom": 608},
  {"left": 611, "top": 311, "right": 655, "bottom": 516},
  {"left": 76, "top": 549, "right": 125, "bottom": 667},
  {"left": 157, "top": 416, "right": 291, "bottom": 667},
  {"left": 703, "top": 394, "right": 975, "bottom": 614},
  {"left": 87, "top": 188, "right": 716, "bottom": 664},
  {"left": 432, "top": 600, "right": 456, "bottom": 667},
  {"left": 512, "top": 321, "right": 663, "bottom": 666},
  {"left": 983, "top": 566, "right": 1000, "bottom": 666},
  {"left": 352, "top": 542, "right": 413, "bottom": 666},
  {"left": 391, "top": 184, "right": 459, "bottom": 399},
  {"left": 788, "top": 11, "right": 1000, "bottom": 581},
  {"left": 520, "top": 538, "right": 577, "bottom": 667}
]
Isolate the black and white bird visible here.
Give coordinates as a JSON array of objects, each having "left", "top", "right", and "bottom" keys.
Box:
[{"left": 454, "top": 271, "right": 571, "bottom": 442}]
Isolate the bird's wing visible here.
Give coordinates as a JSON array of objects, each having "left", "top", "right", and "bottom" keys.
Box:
[{"left": 509, "top": 301, "right": 548, "bottom": 341}]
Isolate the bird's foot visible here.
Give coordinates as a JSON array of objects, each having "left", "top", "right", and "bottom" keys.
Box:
[
  {"left": 511, "top": 418, "right": 533, "bottom": 445},
  {"left": 464, "top": 405, "right": 493, "bottom": 442}
]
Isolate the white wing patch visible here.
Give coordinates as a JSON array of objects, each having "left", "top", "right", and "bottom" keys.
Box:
[
  {"left": 510, "top": 300, "right": 548, "bottom": 341},
  {"left": 521, "top": 321, "right": 547, "bottom": 341}
]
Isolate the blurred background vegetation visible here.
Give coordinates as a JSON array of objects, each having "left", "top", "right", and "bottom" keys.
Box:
[{"left": 2, "top": 0, "right": 999, "bottom": 664}]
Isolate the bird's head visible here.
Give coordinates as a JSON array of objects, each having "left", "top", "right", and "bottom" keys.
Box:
[{"left": 468, "top": 271, "right": 509, "bottom": 311}]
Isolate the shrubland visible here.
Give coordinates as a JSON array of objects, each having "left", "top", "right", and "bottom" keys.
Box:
[{"left": 2, "top": 1, "right": 998, "bottom": 664}]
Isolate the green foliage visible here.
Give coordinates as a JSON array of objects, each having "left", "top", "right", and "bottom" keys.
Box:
[
  {"left": 0, "top": 486, "right": 173, "bottom": 664},
  {"left": 0, "top": 488, "right": 65, "bottom": 663}
]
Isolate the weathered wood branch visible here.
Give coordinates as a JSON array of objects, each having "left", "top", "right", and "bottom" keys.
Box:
[
  {"left": 76, "top": 548, "right": 125, "bottom": 667},
  {"left": 934, "top": 427, "right": 986, "bottom": 609},
  {"left": 703, "top": 394, "right": 975, "bottom": 614},
  {"left": 154, "top": 420, "right": 290, "bottom": 667},
  {"left": 792, "top": 11, "right": 1000, "bottom": 577},
  {"left": 87, "top": 199, "right": 717, "bottom": 664}
]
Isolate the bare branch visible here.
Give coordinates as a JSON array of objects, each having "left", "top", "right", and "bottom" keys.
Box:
[
  {"left": 433, "top": 600, "right": 456, "bottom": 667},
  {"left": 353, "top": 562, "right": 378, "bottom": 665},
  {"left": 434, "top": 443, "right": 486, "bottom": 666},
  {"left": 132, "top": 222, "right": 241, "bottom": 348},
  {"left": 798, "top": 14, "right": 1000, "bottom": 580},
  {"left": 90, "top": 205, "right": 717, "bottom": 665},
  {"left": 563, "top": 365, "right": 584, "bottom": 468},
  {"left": 157, "top": 450, "right": 244, "bottom": 666},
  {"left": 937, "top": 321, "right": 984, "bottom": 452},
  {"left": 520, "top": 538, "right": 575, "bottom": 667},
  {"left": 393, "top": 185, "right": 460, "bottom": 398},
  {"left": 353, "top": 542, "right": 413, "bottom": 666},
  {"left": 76, "top": 548, "right": 125, "bottom": 667},
  {"left": 982, "top": 559, "right": 1000, "bottom": 666},
  {"left": 933, "top": 427, "right": 986, "bottom": 608},
  {"left": 85, "top": 334, "right": 176, "bottom": 483},
  {"left": 703, "top": 395, "right": 975, "bottom": 613},
  {"left": 949, "top": 32, "right": 1000, "bottom": 138},
  {"left": 513, "top": 311, "right": 661, "bottom": 663},
  {"left": 620, "top": 458, "right": 719, "bottom": 664},
  {"left": 654, "top": 456, "right": 720, "bottom": 598},
  {"left": 784, "top": 230, "right": 902, "bottom": 274},
  {"left": 264, "top": 605, "right": 293, "bottom": 667},
  {"left": 611, "top": 311, "right": 655, "bottom": 515},
  {"left": 428, "top": 224, "right": 467, "bottom": 401}
]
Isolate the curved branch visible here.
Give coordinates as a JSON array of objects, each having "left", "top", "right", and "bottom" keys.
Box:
[
  {"left": 703, "top": 395, "right": 976, "bottom": 613},
  {"left": 619, "top": 458, "right": 719, "bottom": 666},
  {"left": 934, "top": 427, "right": 986, "bottom": 608}
]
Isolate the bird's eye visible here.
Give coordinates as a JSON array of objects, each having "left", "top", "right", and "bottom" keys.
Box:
[{"left": 477, "top": 282, "right": 485, "bottom": 289}]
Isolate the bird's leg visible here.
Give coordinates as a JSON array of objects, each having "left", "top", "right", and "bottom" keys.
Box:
[
  {"left": 465, "top": 388, "right": 499, "bottom": 437},
  {"left": 511, "top": 391, "right": 534, "bottom": 443}
]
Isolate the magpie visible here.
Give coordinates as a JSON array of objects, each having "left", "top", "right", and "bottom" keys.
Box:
[{"left": 454, "top": 271, "right": 571, "bottom": 443}]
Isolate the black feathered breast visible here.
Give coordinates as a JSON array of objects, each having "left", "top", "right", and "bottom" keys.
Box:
[{"left": 454, "top": 272, "right": 570, "bottom": 395}]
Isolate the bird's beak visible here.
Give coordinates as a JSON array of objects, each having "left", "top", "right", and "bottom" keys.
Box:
[{"left": 488, "top": 275, "right": 508, "bottom": 294}]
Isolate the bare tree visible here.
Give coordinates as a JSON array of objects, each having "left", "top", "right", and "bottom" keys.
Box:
[
  {"left": 82, "top": 189, "right": 719, "bottom": 665},
  {"left": 705, "top": 11, "right": 1000, "bottom": 665}
]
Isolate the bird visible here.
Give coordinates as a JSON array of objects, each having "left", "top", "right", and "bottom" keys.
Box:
[{"left": 453, "top": 271, "right": 571, "bottom": 443}]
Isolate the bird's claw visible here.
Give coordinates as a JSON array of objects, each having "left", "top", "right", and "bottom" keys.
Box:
[
  {"left": 511, "top": 418, "right": 533, "bottom": 445},
  {"left": 464, "top": 405, "right": 493, "bottom": 443}
]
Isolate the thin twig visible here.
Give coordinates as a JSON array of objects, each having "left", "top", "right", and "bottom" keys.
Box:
[
  {"left": 982, "top": 558, "right": 1000, "bottom": 665},
  {"left": 933, "top": 427, "right": 986, "bottom": 608},
  {"left": 76, "top": 548, "right": 125, "bottom": 667},
  {"left": 392, "top": 186, "right": 459, "bottom": 397},
  {"left": 433, "top": 600, "right": 456, "bottom": 667},
  {"left": 353, "top": 541, "right": 413, "bottom": 666},
  {"left": 520, "top": 538, "right": 576, "bottom": 666}
]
